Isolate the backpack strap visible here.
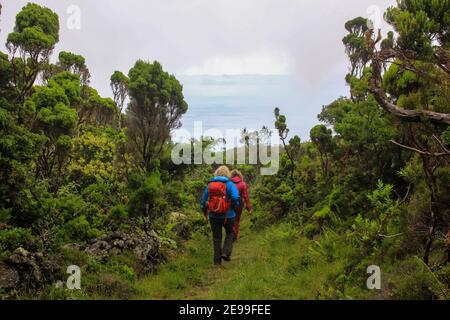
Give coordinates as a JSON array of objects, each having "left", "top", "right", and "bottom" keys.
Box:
[{"left": 222, "top": 181, "right": 229, "bottom": 225}]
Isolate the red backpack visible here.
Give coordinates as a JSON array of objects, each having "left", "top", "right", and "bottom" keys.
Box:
[{"left": 207, "top": 181, "right": 230, "bottom": 218}]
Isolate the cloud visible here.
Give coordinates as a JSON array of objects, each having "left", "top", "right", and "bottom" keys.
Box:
[
  {"left": 181, "top": 49, "right": 290, "bottom": 75},
  {"left": 0, "top": 0, "right": 396, "bottom": 96}
]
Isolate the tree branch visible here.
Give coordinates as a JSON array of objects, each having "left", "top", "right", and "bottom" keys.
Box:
[
  {"left": 390, "top": 140, "right": 450, "bottom": 157},
  {"left": 369, "top": 49, "right": 450, "bottom": 125}
]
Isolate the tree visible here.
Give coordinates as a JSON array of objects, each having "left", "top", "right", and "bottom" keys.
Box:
[
  {"left": 110, "top": 71, "right": 129, "bottom": 128},
  {"left": 125, "top": 60, "right": 188, "bottom": 171},
  {"left": 57, "top": 51, "right": 90, "bottom": 86},
  {"left": 343, "top": 17, "right": 371, "bottom": 78},
  {"left": 0, "top": 52, "right": 14, "bottom": 100},
  {"left": 310, "top": 125, "right": 333, "bottom": 177},
  {"left": 79, "top": 87, "right": 117, "bottom": 128},
  {"left": 27, "top": 72, "right": 79, "bottom": 187},
  {"left": 40, "top": 55, "right": 116, "bottom": 132},
  {"left": 0, "top": 100, "right": 45, "bottom": 224},
  {"left": 347, "top": 0, "right": 450, "bottom": 265},
  {"left": 0, "top": 5, "right": 46, "bottom": 223},
  {"left": 274, "top": 107, "right": 296, "bottom": 183},
  {"left": 6, "top": 3, "right": 59, "bottom": 103},
  {"left": 367, "top": 0, "right": 450, "bottom": 125}
]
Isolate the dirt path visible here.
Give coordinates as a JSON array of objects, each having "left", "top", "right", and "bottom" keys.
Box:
[
  {"left": 182, "top": 231, "right": 266, "bottom": 299},
  {"left": 134, "top": 218, "right": 267, "bottom": 300}
]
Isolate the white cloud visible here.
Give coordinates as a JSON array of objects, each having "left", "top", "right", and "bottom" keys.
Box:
[{"left": 181, "top": 49, "right": 290, "bottom": 75}]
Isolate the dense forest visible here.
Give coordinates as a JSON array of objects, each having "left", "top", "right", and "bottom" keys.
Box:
[{"left": 0, "top": 1, "right": 449, "bottom": 300}]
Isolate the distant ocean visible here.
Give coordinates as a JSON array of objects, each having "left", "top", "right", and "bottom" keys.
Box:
[{"left": 174, "top": 74, "right": 346, "bottom": 145}]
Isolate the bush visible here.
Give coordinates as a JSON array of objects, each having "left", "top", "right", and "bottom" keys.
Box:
[
  {"left": 387, "top": 257, "right": 448, "bottom": 300},
  {"left": 59, "top": 216, "right": 100, "bottom": 243},
  {"left": 165, "top": 180, "right": 189, "bottom": 209},
  {"left": 0, "top": 227, "right": 34, "bottom": 257},
  {"left": 303, "top": 223, "right": 319, "bottom": 239},
  {"left": 86, "top": 273, "right": 134, "bottom": 300},
  {"left": 128, "top": 171, "right": 167, "bottom": 220},
  {"left": 104, "top": 205, "right": 129, "bottom": 231},
  {"left": 0, "top": 208, "right": 12, "bottom": 224}
]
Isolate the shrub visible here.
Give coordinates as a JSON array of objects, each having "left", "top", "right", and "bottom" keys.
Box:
[
  {"left": 165, "top": 180, "right": 188, "bottom": 209},
  {"left": 86, "top": 273, "right": 134, "bottom": 299},
  {"left": 128, "top": 171, "right": 167, "bottom": 220},
  {"left": 104, "top": 205, "right": 129, "bottom": 231},
  {"left": 0, "top": 227, "right": 34, "bottom": 257},
  {"left": 59, "top": 216, "right": 100, "bottom": 243},
  {"left": 303, "top": 223, "right": 319, "bottom": 239},
  {"left": 388, "top": 257, "right": 448, "bottom": 300}
]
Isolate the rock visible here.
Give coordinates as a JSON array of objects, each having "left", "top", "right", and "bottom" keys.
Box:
[
  {"left": 168, "top": 212, "right": 191, "bottom": 238},
  {"left": 40, "top": 257, "right": 62, "bottom": 283},
  {"left": 0, "top": 248, "right": 62, "bottom": 290},
  {"left": 62, "top": 243, "right": 83, "bottom": 251},
  {"left": 112, "top": 239, "right": 125, "bottom": 249},
  {"left": 6, "top": 247, "right": 43, "bottom": 285},
  {"left": 0, "top": 263, "right": 20, "bottom": 289},
  {"left": 168, "top": 212, "right": 187, "bottom": 224},
  {"left": 55, "top": 280, "right": 64, "bottom": 289},
  {"left": 84, "top": 230, "right": 163, "bottom": 271},
  {"left": 8, "top": 247, "right": 30, "bottom": 263}
]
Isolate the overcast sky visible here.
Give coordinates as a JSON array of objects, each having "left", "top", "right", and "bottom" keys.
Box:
[{"left": 0, "top": 0, "right": 395, "bottom": 98}]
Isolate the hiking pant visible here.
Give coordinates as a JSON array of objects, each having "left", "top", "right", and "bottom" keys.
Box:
[{"left": 210, "top": 218, "right": 235, "bottom": 264}]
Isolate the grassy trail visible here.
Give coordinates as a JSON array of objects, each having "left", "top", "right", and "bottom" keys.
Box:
[{"left": 134, "top": 216, "right": 344, "bottom": 300}]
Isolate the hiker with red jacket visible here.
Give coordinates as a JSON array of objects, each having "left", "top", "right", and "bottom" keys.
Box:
[
  {"left": 201, "top": 166, "right": 240, "bottom": 265},
  {"left": 231, "top": 169, "right": 252, "bottom": 241}
]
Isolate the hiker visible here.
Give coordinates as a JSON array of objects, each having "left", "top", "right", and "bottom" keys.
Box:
[
  {"left": 201, "top": 166, "right": 240, "bottom": 265},
  {"left": 231, "top": 169, "right": 252, "bottom": 241}
]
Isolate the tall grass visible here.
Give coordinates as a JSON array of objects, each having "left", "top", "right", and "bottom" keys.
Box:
[{"left": 134, "top": 217, "right": 372, "bottom": 300}]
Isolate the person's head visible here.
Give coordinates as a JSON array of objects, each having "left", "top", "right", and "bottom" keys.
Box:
[
  {"left": 214, "top": 165, "right": 231, "bottom": 178},
  {"left": 231, "top": 169, "right": 244, "bottom": 181}
]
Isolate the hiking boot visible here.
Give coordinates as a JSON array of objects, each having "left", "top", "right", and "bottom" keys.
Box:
[{"left": 221, "top": 255, "right": 231, "bottom": 262}]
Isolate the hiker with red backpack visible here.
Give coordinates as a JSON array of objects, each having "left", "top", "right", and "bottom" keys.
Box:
[
  {"left": 201, "top": 166, "right": 240, "bottom": 265},
  {"left": 231, "top": 169, "right": 252, "bottom": 241}
]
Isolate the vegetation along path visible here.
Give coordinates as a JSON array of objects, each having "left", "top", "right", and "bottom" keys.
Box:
[{"left": 134, "top": 216, "right": 352, "bottom": 300}]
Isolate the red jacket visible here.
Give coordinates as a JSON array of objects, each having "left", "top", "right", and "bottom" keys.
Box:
[{"left": 231, "top": 176, "right": 251, "bottom": 212}]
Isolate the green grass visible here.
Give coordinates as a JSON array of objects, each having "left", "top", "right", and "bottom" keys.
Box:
[{"left": 134, "top": 216, "right": 364, "bottom": 300}]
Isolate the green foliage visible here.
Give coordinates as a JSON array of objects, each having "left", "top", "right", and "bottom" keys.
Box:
[
  {"left": 59, "top": 215, "right": 100, "bottom": 243},
  {"left": 347, "top": 181, "right": 401, "bottom": 250},
  {"left": 310, "top": 125, "right": 333, "bottom": 177},
  {"left": 128, "top": 171, "right": 166, "bottom": 219},
  {"left": 385, "top": 0, "right": 449, "bottom": 57},
  {"left": 126, "top": 60, "right": 188, "bottom": 171},
  {"left": 313, "top": 205, "right": 332, "bottom": 221},
  {"left": 388, "top": 257, "right": 450, "bottom": 300},
  {"left": 343, "top": 16, "right": 370, "bottom": 77},
  {"left": 442, "top": 127, "right": 450, "bottom": 146},
  {"left": 165, "top": 180, "right": 191, "bottom": 209},
  {"left": 0, "top": 227, "right": 34, "bottom": 257},
  {"left": 5, "top": 3, "right": 60, "bottom": 102},
  {"left": 68, "top": 127, "right": 123, "bottom": 185},
  {"left": 0, "top": 1, "right": 448, "bottom": 301},
  {"left": 58, "top": 51, "right": 86, "bottom": 74},
  {"left": 0, "top": 51, "right": 13, "bottom": 96},
  {"left": 105, "top": 205, "right": 129, "bottom": 231},
  {"left": 6, "top": 3, "right": 59, "bottom": 51}
]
